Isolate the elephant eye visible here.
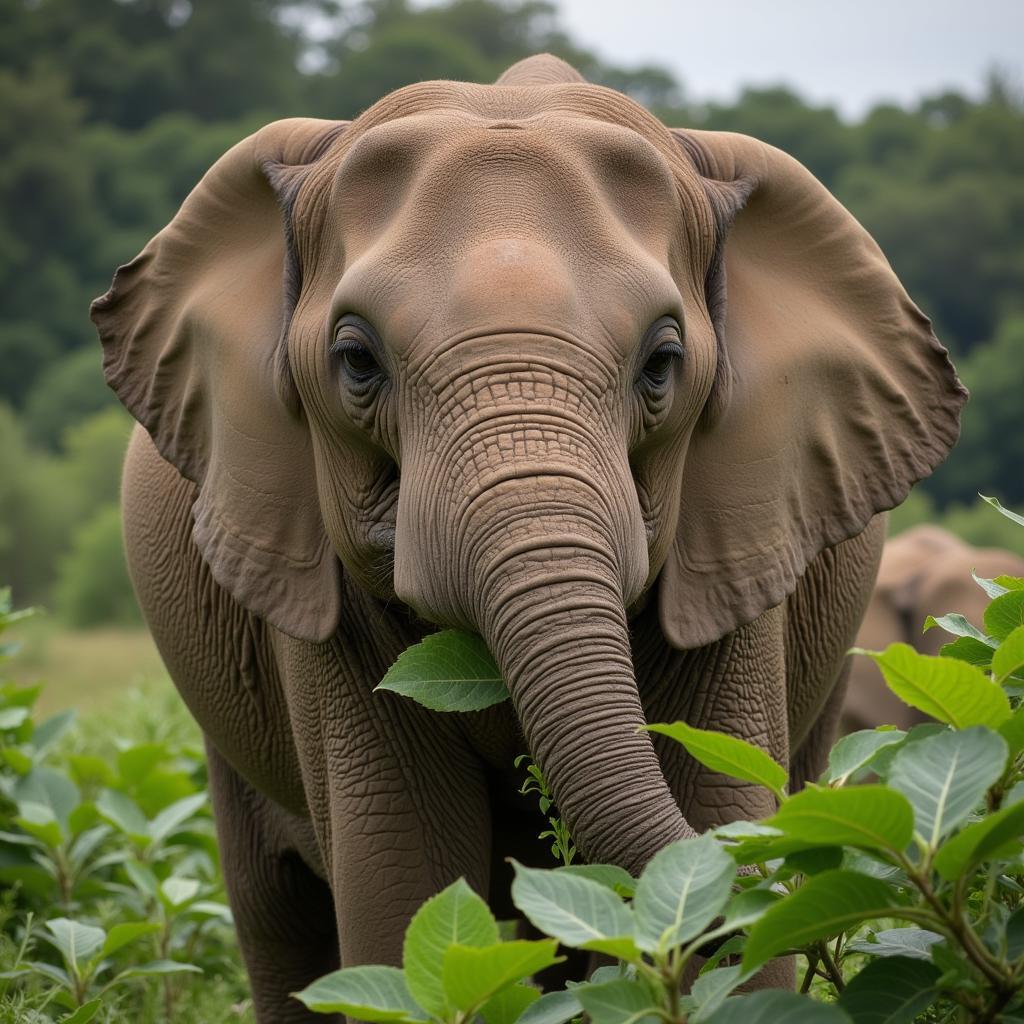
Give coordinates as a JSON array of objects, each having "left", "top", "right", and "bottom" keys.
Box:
[
  {"left": 339, "top": 343, "right": 380, "bottom": 380},
  {"left": 332, "top": 316, "right": 386, "bottom": 387},
  {"left": 639, "top": 319, "right": 684, "bottom": 390}
]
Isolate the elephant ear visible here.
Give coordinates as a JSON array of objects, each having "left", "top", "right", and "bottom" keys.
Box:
[
  {"left": 659, "top": 129, "right": 966, "bottom": 650},
  {"left": 91, "top": 118, "right": 348, "bottom": 643}
]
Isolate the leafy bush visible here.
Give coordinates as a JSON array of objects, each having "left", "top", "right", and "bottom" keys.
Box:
[
  {"left": 305, "top": 496, "right": 1024, "bottom": 1023},
  {"left": 0, "top": 590, "right": 251, "bottom": 1023}
]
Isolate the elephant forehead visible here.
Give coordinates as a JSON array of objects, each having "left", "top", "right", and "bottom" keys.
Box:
[
  {"left": 333, "top": 110, "right": 679, "bottom": 264},
  {"left": 319, "top": 111, "right": 686, "bottom": 356}
]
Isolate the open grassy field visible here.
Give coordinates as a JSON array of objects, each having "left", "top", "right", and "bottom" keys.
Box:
[{"left": 8, "top": 616, "right": 167, "bottom": 714}]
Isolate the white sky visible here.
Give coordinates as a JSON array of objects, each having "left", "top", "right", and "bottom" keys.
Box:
[{"left": 552, "top": 0, "right": 1022, "bottom": 116}]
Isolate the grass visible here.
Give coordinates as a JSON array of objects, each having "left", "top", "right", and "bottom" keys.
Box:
[{"left": 7, "top": 616, "right": 165, "bottom": 715}]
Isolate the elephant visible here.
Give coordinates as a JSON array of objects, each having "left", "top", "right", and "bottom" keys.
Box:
[
  {"left": 91, "top": 53, "right": 965, "bottom": 1019},
  {"left": 843, "top": 525, "right": 1024, "bottom": 732}
]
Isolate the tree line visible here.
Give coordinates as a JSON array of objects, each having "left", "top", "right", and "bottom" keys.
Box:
[{"left": 2, "top": 0, "right": 1022, "bottom": 623}]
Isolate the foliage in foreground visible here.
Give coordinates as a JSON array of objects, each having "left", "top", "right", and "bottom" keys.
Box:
[
  {"left": 308, "top": 495, "right": 1024, "bottom": 1022},
  {"left": 0, "top": 589, "right": 251, "bottom": 1023}
]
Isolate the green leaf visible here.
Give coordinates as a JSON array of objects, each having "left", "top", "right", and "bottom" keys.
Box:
[
  {"left": 574, "top": 979, "right": 660, "bottom": 1024},
  {"left": 123, "top": 858, "right": 160, "bottom": 898},
  {"left": 986, "top": 592, "right": 1024, "bottom": 642},
  {"left": 555, "top": 864, "right": 636, "bottom": 898},
  {"left": 994, "top": 626, "right": 1024, "bottom": 683},
  {"left": 511, "top": 861, "right": 636, "bottom": 958},
  {"left": 96, "top": 790, "right": 150, "bottom": 843},
  {"left": 292, "top": 965, "right": 426, "bottom": 1020},
  {"left": 851, "top": 644, "right": 1010, "bottom": 728},
  {"left": 633, "top": 834, "right": 735, "bottom": 954},
  {"left": 691, "top": 965, "right": 750, "bottom": 1023},
  {"left": 981, "top": 494, "right": 1024, "bottom": 528},
  {"left": 743, "top": 870, "right": 897, "bottom": 970},
  {"left": 34, "top": 709, "right": 75, "bottom": 753},
  {"left": 516, "top": 989, "right": 582, "bottom": 1024},
  {"left": 888, "top": 727, "right": 1008, "bottom": 847},
  {"left": 100, "top": 921, "right": 160, "bottom": 959},
  {"left": 999, "top": 706, "right": 1024, "bottom": 755},
  {"left": 704, "top": 990, "right": 852, "bottom": 1022},
  {"left": 783, "top": 846, "right": 844, "bottom": 875},
  {"left": 973, "top": 572, "right": 1010, "bottom": 599},
  {"left": 14, "top": 766, "right": 80, "bottom": 830},
  {"left": 147, "top": 792, "right": 208, "bottom": 846},
  {"left": 442, "top": 940, "right": 561, "bottom": 1012},
  {"left": 106, "top": 960, "right": 202, "bottom": 985},
  {"left": 160, "top": 876, "right": 201, "bottom": 908},
  {"left": 480, "top": 984, "right": 541, "bottom": 1024},
  {"left": 938, "top": 636, "right": 994, "bottom": 668},
  {"left": 923, "top": 613, "right": 995, "bottom": 647},
  {"left": 825, "top": 730, "right": 907, "bottom": 784},
  {"left": 403, "top": 878, "right": 498, "bottom": 1017},
  {"left": 995, "top": 575, "right": 1024, "bottom": 592},
  {"left": 44, "top": 918, "right": 106, "bottom": 967},
  {"left": 60, "top": 999, "right": 102, "bottom": 1024},
  {"left": 933, "top": 799, "right": 1024, "bottom": 880},
  {"left": 837, "top": 955, "right": 940, "bottom": 1023},
  {"left": 15, "top": 801, "right": 63, "bottom": 847},
  {"left": 644, "top": 722, "right": 787, "bottom": 799},
  {"left": 721, "top": 888, "right": 780, "bottom": 931},
  {"left": 766, "top": 786, "right": 913, "bottom": 855},
  {"left": 375, "top": 631, "right": 508, "bottom": 712},
  {"left": 0, "top": 707, "right": 29, "bottom": 730},
  {"left": 846, "top": 928, "right": 943, "bottom": 960}
]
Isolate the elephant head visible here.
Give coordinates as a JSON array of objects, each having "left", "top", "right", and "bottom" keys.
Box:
[{"left": 92, "top": 55, "right": 964, "bottom": 872}]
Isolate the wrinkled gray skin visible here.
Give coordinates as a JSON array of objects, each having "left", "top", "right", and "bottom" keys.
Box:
[{"left": 95, "top": 55, "right": 963, "bottom": 1021}]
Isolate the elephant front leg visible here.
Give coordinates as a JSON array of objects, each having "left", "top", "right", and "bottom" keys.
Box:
[{"left": 206, "top": 742, "right": 340, "bottom": 1023}]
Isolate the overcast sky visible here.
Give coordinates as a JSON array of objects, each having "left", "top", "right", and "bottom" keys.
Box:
[{"left": 552, "top": 0, "right": 1022, "bottom": 116}]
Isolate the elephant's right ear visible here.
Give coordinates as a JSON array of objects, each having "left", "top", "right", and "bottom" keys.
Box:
[{"left": 91, "top": 118, "right": 348, "bottom": 643}]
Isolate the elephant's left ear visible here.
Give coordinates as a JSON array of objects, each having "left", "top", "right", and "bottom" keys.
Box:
[
  {"left": 91, "top": 118, "right": 348, "bottom": 643},
  {"left": 659, "top": 129, "right": 966, "bottom": 650}
]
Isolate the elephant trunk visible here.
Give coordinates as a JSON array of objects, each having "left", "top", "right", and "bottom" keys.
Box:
[
  {"left": 396, "top": 448, "right": 694, "bottom": 873},
  {"left": 479, "top": 545, "right": 695, "bottom": 873}
]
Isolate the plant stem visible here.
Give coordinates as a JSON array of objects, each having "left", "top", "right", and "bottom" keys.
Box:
[{"left": 816, "top": 940, "right": 845, "bottom": 992}]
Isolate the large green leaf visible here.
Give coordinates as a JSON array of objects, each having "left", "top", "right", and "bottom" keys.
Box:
[
  {"left": 573, "top": 979, "right": 661, "bottom": 1024},
  {"left": 43, "top": 918, "right": 105, "bottom": 967},
  {"left": 999, "top": 706, "right": 1024, "bottom": 755},
  {"left": 743, "top": 870, "right": 897, "bottom": 969},
  {"left": 923, "top": 613, "right": 994, "bottom": 647},
  {"left": 986, "top": 592, "right": 1024, "bottom": 642},
  {"left": 704, "top": 990, "right": 852, "bottom": 1022},
  {"left": 403, "top": 879, "right": 498, "bottom": 1018},
  {"left": 516, "top": 989, "right": 582, "bottom": 1024},
  {"left": 888, "top": 727, "right": 1008, "bottom": 847},
  {"left": 933, "top": 799, "right": 1024, "bottom": 880},
  {"left": 147, "top": 792, "right": 208, "bottom": 846},
  {"left": 766, "top": 786, "right": 913, "bottom": 855},
  {"left": 994, "top": 625, "right": 1024, "bottom": 683},
  {"left": 555, "top": 864, "right": 636, "bottom": 898},
  {"left": 644, "top": 722, "right": 787, "bottom": 799},
  {"left": 479, "top": 984, "right": 541, "bottom": 1024},
  {"left": 837, "top": 955, "right": 940, "bottom": 1023},
  {"left": 851, "top": 644, "right": 1010, "bottom": 728},
  {"left": 96, "top": 789, "right": 150, "bottom": 843},
  {"left": 441, "top": 940, "right": 561, "bottom": 1012},
  {"left": 825, "top": 730, "right": 906, "bottom": 785},
  {"left": 375, "top": 631, "right": 508, "bottom": 712},
  {"left": 691, "top": 965, "right": 750, "bottom": 1022},
  {"left": 292, "top": 965, "right": 426, "bottom": 1020},
  {"left": 939, "top": 636, "right": 994, "bottom": 668},
  {"left": 14, "top": 766, "right": 80, "bottom": 831},
  {"left": 60, "top": 999, "right": 102, "bottom": 1024},
  {"left": 847, "top": 927, "right": 943, "bottom": 961},
  {"left": 633, "top": 835, "right": 735, "bottom": 954},
  {"left": 100, "top": 921, "right": 160, "bottom": 959},
  {"left": 510, "top": 861, "right": 636, "bottom": 958}
]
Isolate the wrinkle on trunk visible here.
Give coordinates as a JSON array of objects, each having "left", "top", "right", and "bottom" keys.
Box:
[{"left": 474, "top": 517, "right": 693, "bottom": 875}]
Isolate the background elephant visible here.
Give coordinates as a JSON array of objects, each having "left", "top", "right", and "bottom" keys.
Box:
[
  {"left": 843, "top": 525, "right": 1024, "bottom": 732},
  {"left": 92, "top": 54, "right": 963, "bottom": 1020}
]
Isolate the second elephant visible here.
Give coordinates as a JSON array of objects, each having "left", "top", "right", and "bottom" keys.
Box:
[{"left": 843, "top": 525, "right": 1024, "bottom": 732}]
